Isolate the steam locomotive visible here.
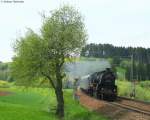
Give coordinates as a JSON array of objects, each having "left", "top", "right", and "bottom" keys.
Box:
[{"left": 79, "top": 68, "right": 117, "bottom": 101}]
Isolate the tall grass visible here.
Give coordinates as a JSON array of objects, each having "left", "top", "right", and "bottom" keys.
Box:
[{"left": 116, "top": 80, "right": 150, "bottom": 102}]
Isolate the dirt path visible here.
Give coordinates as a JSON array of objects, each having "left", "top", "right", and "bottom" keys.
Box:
[{"left": 76, "top": 90, "right": 150, "bottom": 120}]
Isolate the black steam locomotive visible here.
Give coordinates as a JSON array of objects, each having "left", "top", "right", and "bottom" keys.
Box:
[{"left": 79, "top": 68, "right": 117, "bottom": 101}]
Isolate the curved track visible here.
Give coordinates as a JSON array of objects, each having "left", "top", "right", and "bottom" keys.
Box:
[
  {"left": 77, "top": 90, "right": 150, "bottom": 120},
  {"left": 109, "top": 96, "right": 150, "bottom": 116},
  {"left": 118, "top": 96, "right": 150, "bottom": 104},
  {"left": 110, "top": 102, "right": 150, "bottom": 116},
  {"left": 80, "top": 89, "right": 150, "bottom": 116}
]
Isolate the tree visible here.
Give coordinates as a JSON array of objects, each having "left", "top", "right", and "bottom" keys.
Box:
[
  {"left": 11, "top": 5, "right": 87, "bottom": 118},
  {"left": 0, "top": 62, "right": 10, "bottom": 81}
]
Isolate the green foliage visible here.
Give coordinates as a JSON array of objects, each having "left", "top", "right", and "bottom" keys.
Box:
[
  {"left": 0, "top": 80, "right": 10, "bottom": 88},
  {"left": 0, "top": 87, "right": 107, "bottom": 120},
  {"left": 0, "top": 62, "right": 12, "bottom": 81},
  {"left": 116, "top": 67, "right": 126, "bottom": 80},
  {"left": 12, "top": 30, "right": 44, "bottom": 85},
  {"left": 81, "top": 44, "right": 150, "bottom": 81},
  {"left": 140, "top": 80, "right": 150, "bottom": 88},
  {"left": 116, "top": 80, "right": 132, "bottom": 96},
  {"left": 12, "top": 5, "right": 87, "bottom": 87},
  {"left": 116, "top": 80, "right": 150, "bottom": 101},
  {"left": 135, "top": 85, "right": 150, "bottom": 101},
  {"left": 41, "top": 6, "right": 87, "bottom": 53},
  {"left": 11, "top": 5, "right": 87, "bottom": 117}
]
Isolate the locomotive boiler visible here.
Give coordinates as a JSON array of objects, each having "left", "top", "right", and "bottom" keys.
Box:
[{"left": 79, "top": 68, "right": 117, "bottom": 101}]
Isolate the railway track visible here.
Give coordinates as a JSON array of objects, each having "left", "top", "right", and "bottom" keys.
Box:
[
  {"left": 80, "top": 89, "right": 150, "bottom": 116},
  {"left": 109, "top": 96, "right": 150, "bottom": 116},
  {"left": 78, "top": 90, "right": 150, "bottom": 120},
  {"left": 110, "top": 102, "right": 150, "bottom": 116},
  {"left": 117, "top": 96, "right": 150, "bottom": 104}
]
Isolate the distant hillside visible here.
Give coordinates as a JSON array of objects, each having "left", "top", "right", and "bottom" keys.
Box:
[
  {"left": 81, "top": 43, "right": 150, "bottom": 62},
  {"left": 81, "top": 44, "right": 150, "bottom": 81}
]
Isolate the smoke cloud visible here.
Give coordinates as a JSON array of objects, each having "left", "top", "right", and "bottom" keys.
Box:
[{"left": 65, "top": 59, "right": 111, "bottom": 80}]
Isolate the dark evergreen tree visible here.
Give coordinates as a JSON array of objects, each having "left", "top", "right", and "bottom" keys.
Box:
[{"left": 81, "top": 43, "right": 150, "bottom": 81}]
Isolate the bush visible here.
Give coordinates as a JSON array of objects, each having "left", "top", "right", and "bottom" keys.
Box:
[
  {"left": 116, "top": 80, "right": 150, "bottom": 102},
  {"left": 0, "top": 80, "right": 10, "bottom": 88},
  {"left": 140, "top": 80, "right": 150, "bottom": 88}
]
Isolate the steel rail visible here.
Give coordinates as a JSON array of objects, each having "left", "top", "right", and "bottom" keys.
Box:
[
  {"left": 117, "top": 96, "right": 150, "bottom": 104},
  {"left": 109, "top": 102, "right": 150, "bottom": 116}
]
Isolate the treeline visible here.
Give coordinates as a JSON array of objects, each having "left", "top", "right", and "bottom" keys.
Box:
[
  {"left": 0, "top": 62, "right": 13, "bottom": 81},
  {"left": 81, "top": 43, "right": 150, "bottom": 81}
]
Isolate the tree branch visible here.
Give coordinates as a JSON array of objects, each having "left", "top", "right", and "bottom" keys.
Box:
[
  {"left": 59, "top": 52, "right": 65, "bottom": 68},
  {"left": 41, "top": 71, "right": 56, "bottom": 89}
]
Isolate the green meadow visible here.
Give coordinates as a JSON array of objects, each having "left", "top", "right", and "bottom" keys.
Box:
[{"left": 0, "top": 84, "right": 107, "bottom": 120}]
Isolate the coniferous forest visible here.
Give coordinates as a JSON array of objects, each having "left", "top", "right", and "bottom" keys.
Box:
[
  {"left": 0, "top": 43, "right": 150, "bottom": 82},
  {"left": 81, "top": 43, "right": 150, "bottom": 81}
]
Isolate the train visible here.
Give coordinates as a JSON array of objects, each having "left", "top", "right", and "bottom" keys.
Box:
[{"left": 78, "top": 68, "right": 117, "bottom": 101}]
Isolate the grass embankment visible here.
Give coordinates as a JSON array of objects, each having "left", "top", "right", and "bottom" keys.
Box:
[
  {"left": 116, "top": 80, "right": 150, "bottom": 102},
  {"left": 116, "top": 66, "right": 150, "bottom": 102},
  {"left": 0, "top": 85, "right": 107, "bottom": 120}
]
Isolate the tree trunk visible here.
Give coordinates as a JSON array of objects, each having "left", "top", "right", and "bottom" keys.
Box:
[
  {"left": 55, "top": 63, "right": 64, "bottom": 118},
  {"left": 55, "top": 87, "right": 64, "bottom": 118}
]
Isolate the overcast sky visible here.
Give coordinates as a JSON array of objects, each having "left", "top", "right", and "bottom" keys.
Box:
[{"left": 0, "top": 0, "right": 150, "bottom": 62}]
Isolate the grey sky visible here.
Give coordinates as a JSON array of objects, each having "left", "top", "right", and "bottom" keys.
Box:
[{"left": 0, "top": 0, "right": 150, "bottom": 62}]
